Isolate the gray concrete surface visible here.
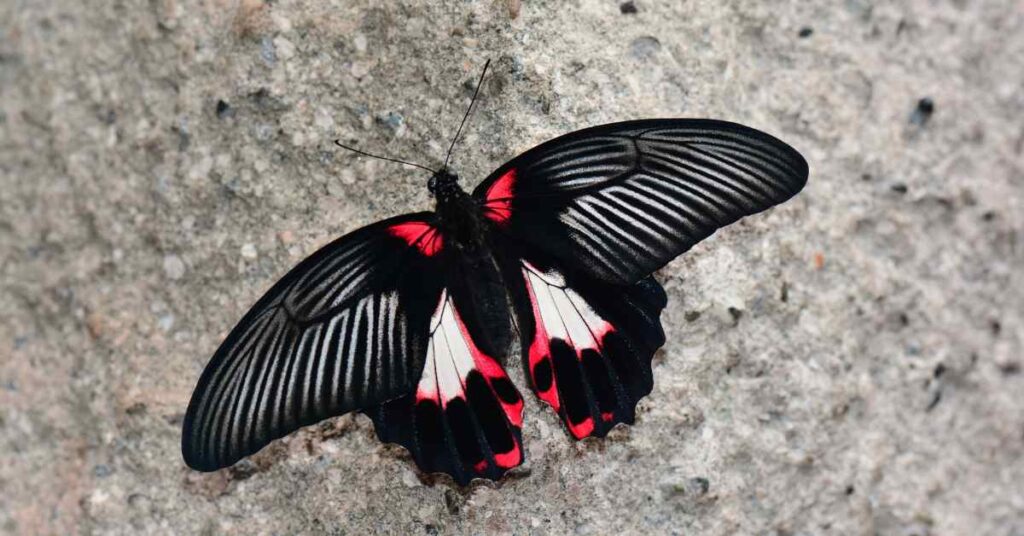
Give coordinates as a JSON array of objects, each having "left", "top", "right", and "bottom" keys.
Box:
[{"left": 2, "top": 0, "right": 1022, "bottom": 534}]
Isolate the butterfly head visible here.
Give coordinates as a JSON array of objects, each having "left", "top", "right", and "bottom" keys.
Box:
[{"left": 428, "top": 170, "right": 462, "bottom": 201}]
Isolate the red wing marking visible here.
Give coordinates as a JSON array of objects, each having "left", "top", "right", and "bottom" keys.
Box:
[
  {"left": 388, "top": 222, "right": 444, "bottom": 256},
  {"left": 482, "top": 169, "right": 516, "bottom": 226}
]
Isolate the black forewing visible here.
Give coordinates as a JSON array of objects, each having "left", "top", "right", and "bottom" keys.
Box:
[
  {"left": 473, "top": 119, "right": 809, "bottom": 284},
  {"left": 182, "top": 213, "right": 444, "bottom": 471}
]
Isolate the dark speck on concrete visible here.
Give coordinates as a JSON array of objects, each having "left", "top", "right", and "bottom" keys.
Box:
[
  {"left": 126, "top": 402, "right": 147, "bottom": 416},
  {"left": 215, "top": 99, "right": 233, "bottom": 119},
  {"left": 999, "top": 362, "right": 1021, "bottom": 376},
  {"left": 228, "top": 460, "right": 259, "bottom": 481},
  {"left": 926, "top": 390, "right": 942, "bottom": 412},
  {"left": 933, "top": 363, "right": 946, "bottom": 378},
  {"left": 891, "top": 183, "right": 908, "bottom": 194},
  {"left": 444, "top": 489, "right": 463, "bottom": 515},
  {"left": 910, "top": 97, "right": 935, "bottom": 126},
  {"left": 689, "top": 477, "right": 710, "bottom": 496},
  {"left": 250, "top": 88, "right": 270, "bottom": 106},
  {"left": 728, "top": 307, "right": 743, "bottom": 325},
  {"left": 799, "top": 27, "right": 814, "bottom": 38},
  {"left": 620, "top": 1, "right": 638, "bottom": 14}
]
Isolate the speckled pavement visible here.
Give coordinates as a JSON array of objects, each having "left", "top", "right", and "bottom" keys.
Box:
[{"left": 1, "top": 1, "right": 1022, "bottom": 534}]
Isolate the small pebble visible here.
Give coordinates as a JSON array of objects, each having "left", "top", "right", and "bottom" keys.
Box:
[
  {"left": 254, "top": 124, "right": 274, "bottom": 141},
  {"left": 376, "top": 111, "right": 404, "bottom": 131},
  {"left": 351, "top": 61, "right": 371, "bottom": 79},
  {"left": 86, "top": 312, "right": 105, "bottom": 339},
  {"left": 260, "top": 36, "right": 277, "bottom": 65},
  {"left": 240, "top": 243, "right": 258, "bottom": 260},
  {"left": 158, "top": 313, "right": 175, "bottom": 332},
  {"left": 620, "top": 1, "right": 638, "bottom": 14},
  {"left": 629, "top": 36, "right": 661, "bottom": 60},
  {"left": 401, "top": 469, "right": 419, "bottom": 488},
  {"left": 353, "top": 34, "right": 367, "bottom": 53},
  {"left": 273, "top": 37, "right": 296, "bottom": 60},
  {"left": 163, "top": 254, "right": 185, "bottom": 280},
  {"left": 688, "top": 477, "right": 710, "bottom": 496}
]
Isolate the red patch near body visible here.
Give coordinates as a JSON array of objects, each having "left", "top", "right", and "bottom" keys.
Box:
[
  {"left": 388, "top": 222, "right": 443, "bottom": 256},
  {"left": 483, "top": 169, "right": 515, "bottom": 225}
]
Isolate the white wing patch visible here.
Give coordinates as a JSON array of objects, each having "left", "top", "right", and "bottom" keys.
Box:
[
  {"left": 522, "top": 261, "right": 612, "bottom": 355},
  {"left": 417, "top": 290, "right": 480, "bottom": 405}
]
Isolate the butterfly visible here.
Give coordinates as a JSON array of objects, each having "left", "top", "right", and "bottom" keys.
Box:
[{"left": 181, "top": 62, "right": 808, "bottom": 486}]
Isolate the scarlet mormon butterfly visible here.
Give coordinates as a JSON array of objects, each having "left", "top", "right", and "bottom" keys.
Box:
[{"left": 182, "top": 60, "right": 808, "bottom": 485}]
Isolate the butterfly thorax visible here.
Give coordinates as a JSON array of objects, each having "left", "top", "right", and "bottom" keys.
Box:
[{"left": 430, "top": 170, "right": 489, "bottom": 251}]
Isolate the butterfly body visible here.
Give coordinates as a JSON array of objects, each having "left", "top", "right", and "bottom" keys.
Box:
[
  {"left": 427, "top": 171, "right": 516, "bottom": 360},
  {"left": 430, "top": 173, "right": 489, "bottom": 254},
  {"left": 183, "top": 118, "right": 808, "bottom": 486}
]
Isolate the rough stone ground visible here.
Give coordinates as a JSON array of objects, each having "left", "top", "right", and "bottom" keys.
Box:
[{"left": 1, "top": 0, "right": 1022, "bottom": 534}]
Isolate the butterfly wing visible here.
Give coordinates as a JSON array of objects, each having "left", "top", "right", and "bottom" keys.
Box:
[
  {"left": 473, "top": 119, "right": 809, "bottom": 285},
  {"left": 498, "top": 242, "right": 667, "bottom": 439},
  {"left": 366, "top": 287, "right": 525, "bottom": 486},
  {"left": 475, "top": 119, "right": 807, "bottom": 438},
  {"left": 182, "top": 213, "right": 446, "bottom": 471}
]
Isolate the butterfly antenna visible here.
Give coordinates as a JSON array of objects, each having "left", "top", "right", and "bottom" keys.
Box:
[
  {"left": 333, "top": 140, "right": 438, "bottom": 174},
  {"left": 443, "top": 59, "right": 491, "bottom": 171}
]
